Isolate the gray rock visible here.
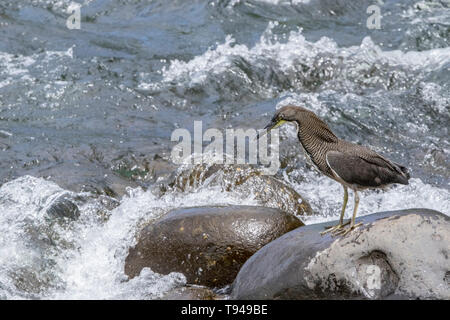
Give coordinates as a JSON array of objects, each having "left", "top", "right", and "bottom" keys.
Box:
[
  {"left": 125, "top": 205, "right": 304, "bottom": 287},
  {"left": 231, "top": 209, "right": 450, "bottom": 300}
]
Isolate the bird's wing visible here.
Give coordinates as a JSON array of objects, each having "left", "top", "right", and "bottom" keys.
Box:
[
  {"left": 359, "top": 153, "right": 410, "bottom": 180},
  {"left": 326, "top": 151, "right": 409, "bottom": 187}
]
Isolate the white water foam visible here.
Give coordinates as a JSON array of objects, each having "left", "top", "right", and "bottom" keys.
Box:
[
  {"left": 0, "top": 175, "right": 260, "bottom": 299},
  {"left": 159, "top": 23, "right": 450, "bottom": 90},
  {"left": 0, "top": 159, "right": 448, "bottom": 299},
  {"left": 287, "top": 171, "right": 450, "bottom": 225}
]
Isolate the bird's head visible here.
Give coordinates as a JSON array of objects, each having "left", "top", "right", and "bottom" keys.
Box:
[
  {"left": 258, "top": 104, "right": 338, "bottom": 143},
  {"left": 261, "top": 105, "right": 303, "bottom": 133}
]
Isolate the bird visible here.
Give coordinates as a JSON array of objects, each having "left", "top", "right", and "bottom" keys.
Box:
[{"left": 259, "top": 105, "right": 410, "bottom": 236}]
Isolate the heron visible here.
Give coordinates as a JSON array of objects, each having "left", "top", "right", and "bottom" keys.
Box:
[{"left": 259, "top": 105, "right": 410, "bottom": 236}]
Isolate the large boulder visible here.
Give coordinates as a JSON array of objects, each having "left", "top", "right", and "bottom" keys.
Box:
[
  {"left": 125, "top": 205, "right": 304, "bottom": 287},
  {"left": 231, "top": 209, "right": 450, "bottom": 300}
]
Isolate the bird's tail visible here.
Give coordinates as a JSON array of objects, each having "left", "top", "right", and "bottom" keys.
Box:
[{"left": 394, "top": 162, "right": 411, "bottom": 183}]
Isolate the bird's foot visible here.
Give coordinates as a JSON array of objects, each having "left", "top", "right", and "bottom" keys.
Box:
[
  {"left": 320, "top": 220, "right": 350, "bottom": 236},
  {"left": 333, "top": 222, "right": 363, "bottom": 236}
]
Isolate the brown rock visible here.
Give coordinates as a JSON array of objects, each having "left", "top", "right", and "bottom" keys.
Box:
[
  {"left": 167, "top": 163, "right": 313, "bottom": 216},
  {"left": 125, "top": 205, "right": 304, "bottom": 287}
]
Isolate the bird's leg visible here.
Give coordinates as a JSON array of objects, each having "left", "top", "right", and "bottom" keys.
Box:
[
  {"left": 320, "top": 186, "right": 350, "bottom": 235},
  {"left": 335, "top": 190, "right": 363, "bottom": 236}
]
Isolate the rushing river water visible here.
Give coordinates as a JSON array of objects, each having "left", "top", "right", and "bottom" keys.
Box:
[{"left": 0, "top": 0, "right": 449, "bottom": 299}]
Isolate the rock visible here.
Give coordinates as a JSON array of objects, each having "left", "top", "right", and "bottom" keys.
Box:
[
  {"left": 167, "top": 163, "right": 313, "bottom": 216},
  {"left": 231, "top": 209, "right": 450, "bottom": 300},
  {"left": 233, "top": 173, "right": 312, "bottom": 216},
  {"left": 160, "top": 286, "right": 225, "bottom": 300},
  {"left": 112, "top": 153, "right": 177, "bottom": 184},
  {"left": 46, "top": 194, "right": 80, "bottom": 220},
  {"left": 125, "top": 205, "right": 304, "bottom": 287}
]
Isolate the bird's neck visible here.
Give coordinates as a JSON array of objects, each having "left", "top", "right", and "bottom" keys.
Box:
[
  {"left": 293, "top": 114, "right": 338, "bottom": 176},
  {"left": 293, "top": 112, "right": 339, "bottom": 146}
]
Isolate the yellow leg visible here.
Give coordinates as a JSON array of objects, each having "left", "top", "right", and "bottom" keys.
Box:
[
  {"left": 336, "top": 190, "right": 363, "bottom": 236},
  {"left": 320, "top": 186, "right": 350, "bottom": 235},
  {"left": 338, "top": 186, "right": 348, "bottom": 225}
]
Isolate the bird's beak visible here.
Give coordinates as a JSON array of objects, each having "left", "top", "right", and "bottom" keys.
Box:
[{"left": 257, "top": 119, "right": 286, "bottom": 140}]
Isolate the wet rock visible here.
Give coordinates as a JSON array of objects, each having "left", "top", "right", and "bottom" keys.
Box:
[
  {"left": 46, "top": 195, "right": 80, "bottom": 220},
  {"left": 231, "top": 209, "right": 450, "bottom": 300},
  {"left": 167, "top": 163, "right": 313, "bottom": 216},
  {"left": 160, "top": 286, "right": 225, "bottom": 300},
  {"left": 125, "top": 205, "right": 304, "bottom": 287},
  {"left": 232, "top": 171, "right": 312, "bottom": 216},
  {"left": 112, "top": 153, "right": 177, "bottom": 184}
]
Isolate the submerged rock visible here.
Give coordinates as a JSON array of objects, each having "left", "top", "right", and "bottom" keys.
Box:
[
  {"left": 112, "top": 153, "right": 177, "bottom": 184},
  {"left": 231, "top": 209, "right": 450, "bottom": 300},
  {"left": 125, "top": 205, "right": 304, "bottom": 287},
  {"left": 46, "top": 194, "right": 80, "bottom": 220}
]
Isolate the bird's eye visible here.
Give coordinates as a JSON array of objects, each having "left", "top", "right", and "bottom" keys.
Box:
[{"left": 279, "top": 113, "right": 285, "bottom": 120}]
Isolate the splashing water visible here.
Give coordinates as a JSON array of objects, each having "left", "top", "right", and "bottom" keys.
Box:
[{"left": 0, "top": 0, "right": 449, "bottom": 299}]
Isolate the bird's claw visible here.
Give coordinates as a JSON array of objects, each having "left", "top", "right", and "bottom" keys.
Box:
[
  {"left": 333, "top": 222, "right": 363, "bottom": 236},
  {"left": 320, "top": 220, "right": 350, "bottom": 236},
  {"left": 320, "top": 221, "right": 362, "bottom": 237}
]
